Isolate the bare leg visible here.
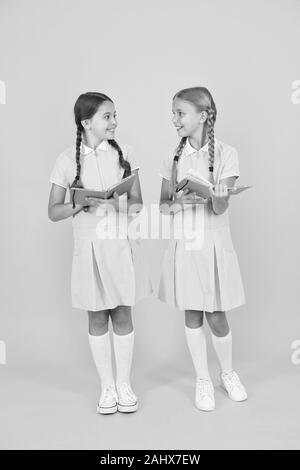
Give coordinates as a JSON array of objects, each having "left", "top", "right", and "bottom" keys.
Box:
[
  {"left": 205, "top": 311, "right": 229, "bottom": 337},
  {"left": 88, "top": 309, "right": 109, "bottom": 336},
  {"left": 185, "top": 309, "right": 204, "bottom": 328},
  {"left": 110, "top": 305, "right": 133, "bottom": 335}
]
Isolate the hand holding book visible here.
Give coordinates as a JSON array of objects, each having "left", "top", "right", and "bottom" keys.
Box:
[
  {"left": 176, "top": 169, "right": 252, "bottom": 199},
  {"left": 175, "top": 188, "right": 207, "bottom": 204},
  {"left": 85, "top": 190, "right": 120, "bottom": 208},
  {"left": 81, "top": 191, "right": 121, "bottom": 214},
  {"left": 70, "top": 173, "right": 137, "bottom": 207}
]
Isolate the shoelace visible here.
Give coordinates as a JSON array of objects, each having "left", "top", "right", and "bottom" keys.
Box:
[
  {"left": 196, "top": 379, "right": 213, "bottom": 398},
  {"left": 118, "top": 383, "right": 136, "bottom": 401},
  {"left": 223, "top": 371, "right": 243, "bottom": 391},
  {"left": 101, "top": 385, "right": 117, "bottom": 403}
]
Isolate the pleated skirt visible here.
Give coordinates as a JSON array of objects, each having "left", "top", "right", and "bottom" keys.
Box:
[
  {"left": 71, "top": 213, "right": 152, "bottom": 311},
  {"left": 157, "top": 205, "right": 245, "bottom": 312}
]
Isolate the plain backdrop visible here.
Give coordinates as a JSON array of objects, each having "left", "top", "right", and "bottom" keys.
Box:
[{"left": 0, "top": 0, "right": 299, "bottom": 450}]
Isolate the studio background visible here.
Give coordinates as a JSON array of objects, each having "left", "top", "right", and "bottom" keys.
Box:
[{"left": 0, "top": 0, "right": 299, "bottom": 449}]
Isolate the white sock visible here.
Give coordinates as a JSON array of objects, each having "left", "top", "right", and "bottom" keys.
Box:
[
  {"left": 211, "top": 330, "right": 233, "bottom": 374},
  {"left": 185, "top": 326, "right": 211, "bottom": 381},
  {"left": 88, "top": 332, "right": 115, "bottom": 389},
  {"left": 113, "top": 330, "right": 134, "bottom": 388}
]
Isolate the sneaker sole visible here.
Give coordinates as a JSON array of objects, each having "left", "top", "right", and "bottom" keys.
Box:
[
  {"left": 195, "top": 404, "right": 215, "bottom": 412},
  {"left": 220, "top": 382, "right": 248, "bottom": 402},
  {"left": 117, "top": 402, "right": 138, "bottom": 413},
  {"left": 97, "top": 404, "right": 118, "bottom": 415}
]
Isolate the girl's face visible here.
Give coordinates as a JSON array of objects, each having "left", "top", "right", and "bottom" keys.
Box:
[
  {"left": 84, "top": 100, "right": 118, "bottom": 140},
  {"left": 172, "top": 98, "right": 206, "bottom": 138}
]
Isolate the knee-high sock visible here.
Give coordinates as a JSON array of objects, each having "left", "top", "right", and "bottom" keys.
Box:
[
  {"left": 113, "top": 330, "right": 134, "bottom": 387},
  {"left": 88, "top": 332, "right": 115, "bottom": 389},
  {"left": 211, "top": 330, "right": 233, "bottom": 373},
  {"left": 185, "top": 326, "right": 211, "bottom": 380}
]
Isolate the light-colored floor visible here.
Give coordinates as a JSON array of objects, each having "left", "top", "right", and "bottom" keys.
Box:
[{"left": 1, "top": 358, "right": 299, "bottom": 450}]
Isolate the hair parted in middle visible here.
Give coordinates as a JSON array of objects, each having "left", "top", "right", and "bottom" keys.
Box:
[
  {"left": 71, "top": 92, "right": 131, "bottom": 208},
  {"left": 170, "top": 87, "right": 217, "bottom": 200}
]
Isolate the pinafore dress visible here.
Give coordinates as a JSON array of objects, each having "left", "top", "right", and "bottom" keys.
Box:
[
  {"left": 157, "top": 138, "right": 245, "bottom": 312},
  {"left": 50, "top": 140, "right": 153, "bottom": 311}
]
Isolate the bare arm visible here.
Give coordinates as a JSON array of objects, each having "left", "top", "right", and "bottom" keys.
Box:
[
  {"left": 48, "top": 184, "right": 84, "bottom": 222},
  {"left": 126, "top": 169, "right": 143, "bottom": 214}
]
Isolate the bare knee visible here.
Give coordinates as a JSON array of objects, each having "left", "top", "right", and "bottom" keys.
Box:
[
  {"left": 88, "top": 310, "right": 109, "bottom": 335},
  {"left": 205, "top": 311, "right": 229, "bottom": 337},
  {"left": 110, "top": 306, "right": 133, "bottom": 335},
  {"left": 185, "top": 310, "right": 204, "bottom": 329}
]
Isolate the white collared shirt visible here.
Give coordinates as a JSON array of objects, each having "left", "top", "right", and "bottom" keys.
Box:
[
  {"left": 159, "top": 137, "right": 240, "bottom": 184},
  {"left": 81, "top": 139, "right": 109, "bottom": 155},
  {"left": 50, "top": 140, "right": 139, "bottom": 190}
]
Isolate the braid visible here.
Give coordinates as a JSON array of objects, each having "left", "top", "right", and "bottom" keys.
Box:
[
  {"left": 170, "top": 137, "right": 187, "bottom": 200},
  {"left": 207, "top": 108, "right": 216, "bottom": 179},
  {"left": 173, "top": 87, "right": 217, "bottom": 183},
  {"left": 108, "top": 139, "right": 131, "bottom": 178},
  {"left": 71, "top": 125, "right": 83, "bottom": 208}
]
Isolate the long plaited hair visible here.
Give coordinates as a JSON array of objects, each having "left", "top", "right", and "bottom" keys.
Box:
[
  {"left": 71, "top": 92, "right": 131, "bottom": 208},
  {"left": 170, "top": 87, "right": 217, "bottom": 200}
]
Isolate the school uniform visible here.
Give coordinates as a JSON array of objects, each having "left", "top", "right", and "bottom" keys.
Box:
[
  {"left": 50, "top": 140, "right": 152, "bottom": 311},
  {"left": 158, "top": 138, "right": 245, "bottom": 312}
]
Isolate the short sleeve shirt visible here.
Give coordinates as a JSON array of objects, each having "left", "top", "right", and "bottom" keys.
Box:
[
  {"left": 158, "top": 138, "right": 240, "bottom": 240},
  {"left": 50, "top": 140, "right": 139, "bottom": 191},
  {"left": 158, "top": 138, "right": 240, "bottom": 184}
]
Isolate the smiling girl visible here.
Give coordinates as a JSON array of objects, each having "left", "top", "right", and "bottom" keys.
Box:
[
  {"left": 158, "top": 87, "right": 247, "bottom": 411},
  {"left": 48, "top": 92, "right": 152, "bottom": 415}
]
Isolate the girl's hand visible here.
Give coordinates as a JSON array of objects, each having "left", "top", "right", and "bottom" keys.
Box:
[
  {"left": 85, "top": 191, "right": 119, "bottom": 206},
  {"left": 85, "top": 196, "right": 108, "bottom": 207},
  {"left": 209, "top": 183, "right": 230, "bottom": 215},
  {"left": 209, "top": 183, "right": 229, "bottom": 201},
  {"left": 83, "top": 196, "right": 111, "bottom": 213},
  {"left": 84, "top": 193, "right": 120, "bottom": 213},
  {"left": 112, "top": 191, "right": 120, "bottom": 202},
  {"left": 176, "top": 188, "right": 207, "bottom": 204}
]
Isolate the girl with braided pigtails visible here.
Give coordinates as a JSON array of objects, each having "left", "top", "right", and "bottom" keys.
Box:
[
  {"left": 158, "top": 87, "right": 247, "bottom": 411},
  {"left": 48, "top": 92, "right": 152, "bottom": 415}
]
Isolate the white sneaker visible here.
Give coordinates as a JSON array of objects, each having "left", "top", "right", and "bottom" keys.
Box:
[
  {"left": 195, "top": 378, "right": 215, "bottom": 411},
  {"left": 97, "top": 385, "right": 118, "bottom": 414},
  {"left": 117, "top": 383, "right": 138, "bottom": 413},
  {"left": 221, "top": 370, "right": 248, "bottom": 402}
]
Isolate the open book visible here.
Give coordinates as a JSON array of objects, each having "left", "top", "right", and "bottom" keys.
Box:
[
  {"left": 176, "top": 169, "right": 252, "bottom": 199},
  {"left": 70, "top": 173, "right": 137, "bottom": 206}
]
